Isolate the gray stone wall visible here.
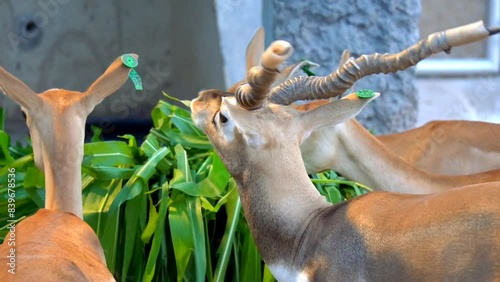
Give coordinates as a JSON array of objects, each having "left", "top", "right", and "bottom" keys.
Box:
[
  {"left": 1, "top": 0, "right": 225, "bottom": 140},
  {"left": 270, "top": 0, "right": 421, "bottom": 134}
]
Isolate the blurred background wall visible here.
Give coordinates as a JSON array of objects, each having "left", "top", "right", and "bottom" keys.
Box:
[{"left": 1, "top": 0, "right": 499, "bottom": 141}]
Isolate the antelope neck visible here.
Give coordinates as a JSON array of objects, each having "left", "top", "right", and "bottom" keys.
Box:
[
  {"left": 335, "top": 119, "right": 450, "bottom": 194},
  {"left": 233, "top": 143, "right": 329, "bottom": 265},
  {"left": 42, "top": 139, "right": 83, "bottom": 218}
]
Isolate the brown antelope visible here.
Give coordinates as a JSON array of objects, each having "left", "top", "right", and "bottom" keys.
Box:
[
  {"left": 238, "top": 23, "right": 500, "bottom": 176},
  {"left": 377, "top": 120, "right": 500, "bottom": 175},
  {"left": 0, "top": 54, "right": 137, "bottom": 281},
  {"left": 191, "top": 39, "right": 500, "bottom": 281},
  {"left": 296, "top": 99, "right": 500, "bottom": 176}
]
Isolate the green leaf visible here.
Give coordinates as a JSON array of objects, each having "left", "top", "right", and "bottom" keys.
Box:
[
  {"left": 119, "top": 134, "right": 138, "bottom": 148},
  {"left": 90, "top": 125, "right": 103, "bottom": 142},
  {"left": 0, "top": 131, "right": 14, "bottom": 164},
  {"left": 84, "top": 141, "right": 136, "bottom": 167},
  {"left": 23, "top": 166, "right": 45, "bottom": 207},
  {"left": 151, "top": 129, "right": 212, "bottom": 150},
  {"left": 141, "top": 195, "right": 160, "bottom": 244},
  {"left": 163, "top": 92, "right": 192, "bottom": 108},
  {"left": 324, "top": 185, "right": 343, "bottom": 204},
  {"left": 89, "top": 179, "right": 124, "bottom": 273},
  {"left": 143, "top": 183, "right": 170, "bottom": 282},
  {"left": 0, "top": 108, "right": 5, "bottom": 131},
  {"left": 240, "top": 225, "right": 262, "bottom": 282},
  {"left": 108, "top": 147, "right": 168, "bottom": 215},
  {"left": 197, "top": 153, "right": 230, "bottom": 196},
  {"left": 170, "top": 115, "right": 205, "bottom": 136},
  {"left": 0, "top": 155, "right": 33, "bottom": 176},
  {"left": 82, "top": 166, "right": 136, "bottom": 180},
  {"left": 213, "top": 181, "right": 241, "bottom": 282},
  {"left": 121, "top": 191, "right": 146, "bottom": 280},
  {"left": 104, "top": 147, "right": 168, "bottom": 272},
  {"left": 169, "top": 193, "right": 207, "bottom": 282},
  {"left": 174, "top": 144, "right": 192, "bottom": 183},
  {"left": 263, "top": 264, "right": 276, "bottom": 282}
]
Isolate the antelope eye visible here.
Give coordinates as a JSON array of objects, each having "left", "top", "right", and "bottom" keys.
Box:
[
  {"left": 212, "top": 111, "right": 229, "bottom": 125},
  {"left": 219, "top": 112, "right": 228, "bottom": 123}
]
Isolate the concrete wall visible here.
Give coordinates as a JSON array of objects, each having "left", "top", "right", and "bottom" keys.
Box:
[
  {"left": 1, "top": 0, "right": 225, "bottom": 139},
  {"left": 215, "top": 0, "right": 262, "bottom": 89}
]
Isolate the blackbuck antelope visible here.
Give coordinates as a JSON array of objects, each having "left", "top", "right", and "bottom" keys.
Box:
[
  {"left": 191, "top": 39, "right": 500, "bottom": 281},
  {"left": 237, "top": 23, "right": 500, "bottom": 176},
  {"left": 233, "top": 21, "right": 500, "bottom": 193},
  {"left": 0, "top": 54, "right": 137, "bottom": 281}
]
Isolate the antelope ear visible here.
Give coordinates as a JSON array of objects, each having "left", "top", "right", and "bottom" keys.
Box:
[
  {"left": 0, "top": 66, "right": 41, "bottom": 112},
  {"left": 246, "top": 27, "right": 265, "bottom": 73},
  {"left": 300, "top": 91, "right": 379, "bottom": 137},
  {"left": 82, "top": 54, "right": 137, "bottom": 113},
  {"left": 227, "top": 28, "right": 266, "bottom": 93}
]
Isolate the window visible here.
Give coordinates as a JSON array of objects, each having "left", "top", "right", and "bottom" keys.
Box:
[{"left": 416, "top": 0, "right": 500, "bottom": 75}]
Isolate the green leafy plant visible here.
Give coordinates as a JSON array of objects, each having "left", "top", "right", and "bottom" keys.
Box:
[{"left": 0, "top": 94, "right": 370, "bottom": 281}]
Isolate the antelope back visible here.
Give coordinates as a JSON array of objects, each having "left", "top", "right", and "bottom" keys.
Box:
[{"left": 0, "top": 209, "right": 115, "bottom": 281}]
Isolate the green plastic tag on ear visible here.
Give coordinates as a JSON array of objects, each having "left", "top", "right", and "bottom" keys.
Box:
[
  {"left": 300, "top": 59, "right": 316, "bottom": 76},
  {"left": 356, "top": 89, "right": 375, "bottom": 99},
  {"left": 121, "top": 54, "right": 138, "bottom": 68},
  {"left": 129, "top": 69, "right": 143, "bottom": 90},
  {"left": 121, "top": 54, "right": 143, "bottom": 90}
]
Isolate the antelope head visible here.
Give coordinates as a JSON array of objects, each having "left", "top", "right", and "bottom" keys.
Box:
[
  {"left": 192, "top": 39, "right": 377, "bottom": 174},
  {"left": 0, "top": 54, "right": 137, "bottom": 218}
]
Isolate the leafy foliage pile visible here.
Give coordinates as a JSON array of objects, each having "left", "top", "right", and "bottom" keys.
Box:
[{"left": 0, "top": 96, "right": 370, "bottom": 282}]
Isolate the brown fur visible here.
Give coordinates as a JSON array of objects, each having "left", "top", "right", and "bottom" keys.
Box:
[
  {"left": 378, "top": 120, "right": 500, "bottom": 175},
  {"left": 0, "top": 210, "right": 114, "bottom": 282}
]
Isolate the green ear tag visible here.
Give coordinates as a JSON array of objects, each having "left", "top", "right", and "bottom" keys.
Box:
[
  {"left": 129, "top": 69, "right": 143, "bottom": 90},
  {"left": 300, "top": 59, "right": 316, "bottom": 76},
  {"left": 121, "top": 54, "right": 138, "bottom": 68},
  {"left": 356, "top": 89, "right": 375, "bottom": 99},
  {"left": 121, "top": 54, "right": 143, "bottom": 90}
]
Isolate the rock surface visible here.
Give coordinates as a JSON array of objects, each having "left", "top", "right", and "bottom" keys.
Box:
[{"left": 270, "top": 0, "right": 421, "bottom": 134}]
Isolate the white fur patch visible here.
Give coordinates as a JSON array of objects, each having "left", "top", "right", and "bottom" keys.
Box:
[
  {"left": 268, "top": 264, "right": 309, "bottom": 282},
  {"left": 220, "top": 98, "right": 265, "bottom": 148},
  {"left": 217, "top": 112, "right": 235, "bottom": 142}
]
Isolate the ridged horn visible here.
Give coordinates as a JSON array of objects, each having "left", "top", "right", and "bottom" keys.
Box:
[
  {"left": 269, "top": 21, "right": 498, "bottom": 105},
  {"left": 236, "top": 40, "right": 293, "bottom": 110}
]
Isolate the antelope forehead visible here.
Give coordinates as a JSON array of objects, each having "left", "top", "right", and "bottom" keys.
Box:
[
  {"left": 190, "top": 104, "right": 211, "bottom": 131},
  {"left": 191, "top": 111, "right": 208, "bottom": 131}
]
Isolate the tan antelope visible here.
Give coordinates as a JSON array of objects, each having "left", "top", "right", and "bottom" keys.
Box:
[
  {"left": 377, "top": 120, "right": 500, "bottom": 175},
  {"left": 296, "top": 98, "right": 500, "bottom": 176},
  {"left": 0, "top": 54, "right": 137, "bottom": 281},
  {"left": 237, "top": 23, "right": 500, "bottom": 176},
  {"left": 191, "top": 38, "right": 500, "bottom": 281}
]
